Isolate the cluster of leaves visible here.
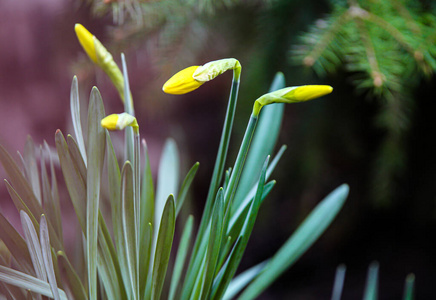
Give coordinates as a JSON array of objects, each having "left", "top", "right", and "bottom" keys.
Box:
[
  {"left": 292, "top": 0, "right": 436, "bottom": 205},
  {"left": 0, "top": 28, "right": 349, "bottom": 299}
]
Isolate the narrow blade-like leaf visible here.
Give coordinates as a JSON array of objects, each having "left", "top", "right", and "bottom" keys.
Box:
[
  {"left": 151, "top": 195, "right": 176, "bottom": 300},
  {"left": 201, "top": 189, "right": 224, "bottom": 299},
  {"left": 239, "top": 184, "right": 349, "bottom": 300},
  {"left": 403, "top": 273, "right": 415, "bottom": 300},
  {"left": 40, "top": 215, "right": 60, "bottom": 300},
  {"left": 223, "top": 261, "right": 267, "bottom": 300},
  {"left": 169, "top": 215, "right": 193, "bottom": 300},
  {"left": 0, "top": 265, "right": 67, "bottom": 300},
  {"left": 70, "top": 75, "right": 87, "bottom": 164},
  {"left": 331, "top": 264, "right": 346, "bottom": 300},
  {"left": 363, "top": 262, "right": 379, "bottom": 300},
  {"left": 20, "top": 211, "right": 46, "bottom": 282},
  {"left": 176, "top": 162, "right": 199, "bottom": 217},
  {"left": 86, "top": 87, "right": 106, "bottom": 300},
  {"left": 121, "top": 162, "right": 138, "bottom": 300}
]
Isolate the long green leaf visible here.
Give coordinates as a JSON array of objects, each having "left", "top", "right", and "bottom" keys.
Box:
[
  {"left": 55, "top": 130, "right": 86, "bottom": 232},
  {"left": 212, "top": 156, "right": 269, "bottom": 300},
  {"left": 331, "top": 264, "right": 346, "bottom": 300},
  {"left": 57, "top": 251, "right": 88, "bottom": 300},
  {"left": 169, "top": 215, "right": 193, "bottom": 300},
  {"left": 23, "top": 136, "right": 42, "bottom": 204},
  {"left": 67, "top": 135, "right": 87, "bottom": 181},
  {"left": 20, "top": 211, "right": 46, "bottom": 282},
  {"left": 70, "top": 75, "right": 87, "bottom": 164},
  {"left": 0, "top": 213, "right": 34, "bottom": 275},
  {"left": 151, "top": 195, "right": 176, "bottom": 300},
  {"left": 239, "top": 184, "right": 349, "bottom": 300},
  {"left": 140, "top": 139, "right": 154, "bottom": 297},
  {"left": 176, "top": 162, "right": 199, "bottom": 217},
  {"left": 43, "top": 141, "right": 63, "bottom": 241},
  {"left": 5, "top": 181, "right": 63, "bottom": 252},
  {"left": 0, "top": 144, "right": 42, "bottom": 220},
  {"left": 121, "top": 162, "right": 138, "bottom": 300},
  {"left": 40, "top": 215, "right": 60, "bottom": 300},
  {"left": 403, "top": 273, "right": 415, "bottom": 300},
  {"left": 363, "top": 262, "right": 379, "bottom": 300},
  {"left": 86, "top": 86, "right": 106, "bottom": 300},
  {"left": 232, "top": 72, "right": 285, "bottom": 212},
  {"left": 201, "top": 188, "right": 224, "bottom": 299},
  {"left": 0, "top": 265, "right": 67, "bottom": 300},
  {"left": 155, "top": 139, "right": 179, "bottom": 237},
  {"left": 223, "top": 261, "right": 267, "bottom": 300},
  {"left": 40, "top": 147, "right": 63, "bottom": 241},
  {"left": 98, "top": 212, "right": 127, "bottom": 300}
]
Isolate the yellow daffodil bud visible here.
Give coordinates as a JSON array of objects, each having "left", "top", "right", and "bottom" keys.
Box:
[
  {"left": 75, "top": 24, "right": 98, "bottom": 64},
  {"left": 101, "top": 112, "right": 138, "bottom": 133},
  {"left": 162, "top": 58, "right": 241, "bottom": 95},
  {"left": 162, "top": 66, "right": 204, "bottom": 95},
  {"left": 75, "top": 24, "right": 125, "bottom": 103},
  {"left": 193, "top": 58, "right": 241, "bottom": 81},
  {"left": 253, "top": 85, "right": 333, "bottom": 116}
]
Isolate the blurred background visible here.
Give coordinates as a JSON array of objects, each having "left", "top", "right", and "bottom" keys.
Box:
[{"left": 1, "top": 0, "right": 436, "bottom": 298}]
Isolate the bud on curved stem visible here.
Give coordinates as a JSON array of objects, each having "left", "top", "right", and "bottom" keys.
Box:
[
  {"left": 162, "top": 58, "right": 241, "bottom": 95},
  {"left": 101, "top": 112, "right": 139, "bottom": 134},
  {"left": 252, "top": 85, "right": 333, "bottom": 116}
]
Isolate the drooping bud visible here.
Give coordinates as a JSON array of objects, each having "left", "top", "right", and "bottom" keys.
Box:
[
  {"left": 253, "top": 85, "right": 333, "bottom": 116},
  {"left": 101, "top": 112, "right": 138, "bottom": 132}
]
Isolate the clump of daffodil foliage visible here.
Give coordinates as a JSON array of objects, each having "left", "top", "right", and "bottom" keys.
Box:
[{"left": 0, "top": 24, "right": 349, "bottom": 300}]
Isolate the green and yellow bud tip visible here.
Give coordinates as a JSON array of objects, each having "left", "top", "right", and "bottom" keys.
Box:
[
  {"left": 101, "top": 112, "right": 138, "bottom": 133},
  {"left": 162, "top": 66, "right": 204, "bottom": 95},
  {"left": 253, "top": 85, "right": 333, "bottom": 116},
  {"left": 74, "top": 23, "right": 98, "bottom": 64}
]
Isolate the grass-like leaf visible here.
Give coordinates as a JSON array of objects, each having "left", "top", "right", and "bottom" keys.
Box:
[
  {"left": 20, "top": 211, "right": 46, "bottom": 282},
  {"left": 331, "top": 264, "right": 346, "bottom": 300},
  {"left": 23, "top": 136, "right": 42, "bottom": 204},
  {"left": 169, "top": 215, "right": 193, "bottom": 300},
  {"left": 403, "top": 273, "right": 415, "bottom": 300},
  {"left": 239, "top": 184, "right": 349, "bottom": 299},
  {"left": 151, "top": 194, "right": 176, "bottom": 300},
  {"left": 363, "top": 262, "right": 379, "bottom": 300},
  {"left": 121, "top": 161, "right": 138, "bottom": 300},
  {"left": 0, "top": 212, "right": 34, "bottom": 275},
  {"left": 140, "top": 140, "right": 154, "bottom": 297},
  {"left": 201, "top": 188, "right": 224, "bottom": 299},
  {"left": 86, "top": 86, "right": 106, "bottom": 300},
  {"left": 223, "top": 261, "right": 267, "bottom": 300},
  {"left": 0, "top": 145, "right": 42, "bottom": 221},
  {"left": 70, "top": 76, "right": 87, "bottom": 164},
  {"left": 0, "top": 265, "right": 67, "bottom": 300},
  {"left": 40, "top": 215, "right": 61, "bottom": 300},
  {"left": 176, "top": 162, "right": 199, "bottom": 217},
  {"left": 40, "top": 147, "right": 63, "bottom": 241},
  {"left": 55, "top": 130, "right": 86, "bottom": 232},
  {"left": 43, "top": 141, "right": 63, "bottom": 240},
  {"left": 67, "top": 135, "right": 87, "bottom": 180},
  {"left": 155, "top": 138, "right": 179, "bottom": 235},
  {"left": 57, "top": 251, "right": 88, "bottom": 300},
  {"left": 212, "top": 156, "right": 269, "bottom": 300}
]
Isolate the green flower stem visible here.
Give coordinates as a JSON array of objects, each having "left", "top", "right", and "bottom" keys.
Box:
[
  {"left": 133, "top": 131, "right": 140, "bottom": 299},
  {"left": 223, "top": 113, "right": 258, "bottom": 217},
  {"left": 191, "top": 73, "right": 240, "bottom": 259},
  {"left": 121, "top": 54, "right": 135, "bottom": 164},
  {"left": 182, "top": 71, "right": 240, "bottom": 297}
]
